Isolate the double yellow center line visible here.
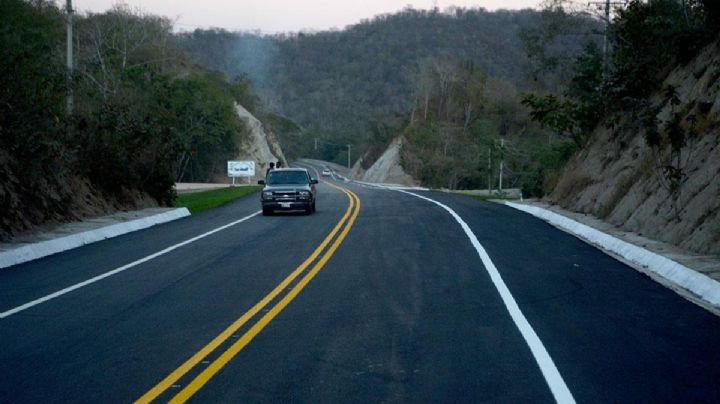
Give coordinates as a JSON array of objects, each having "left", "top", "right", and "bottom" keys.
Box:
[{"left": 136, "top": 182, "right": 360, "bottom": 403}]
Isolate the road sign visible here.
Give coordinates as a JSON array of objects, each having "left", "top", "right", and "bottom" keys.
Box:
[{"left": 227, "top": 161, "right": 255, "bottom": 177}]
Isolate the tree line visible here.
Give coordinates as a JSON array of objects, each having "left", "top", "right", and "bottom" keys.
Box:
[
  {"left": 174, "top": 7, "right": 599, "bottom": 188},
  {"left": 0, "top": 0, "right": 256, "bottom": 239},
  {"left": 522, "top": 0, "right": 720, "bottom": 202}
]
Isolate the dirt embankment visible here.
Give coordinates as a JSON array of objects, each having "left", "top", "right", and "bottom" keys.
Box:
[
  {"left": 355, "top": 137, "right": 417, "bottom": 186},
  {"left": 549, "top": 39, "right": 720, "bottom": 255},
  {"left": 0, "top": 159, "right": 158, "bottom": 242},
  {"left": 229, "top": 103, "right": 286, "bottom": 181}
]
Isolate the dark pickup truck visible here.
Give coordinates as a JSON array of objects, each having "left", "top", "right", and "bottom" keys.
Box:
[{"left": 258, "top": 168, "right": 318, "bottom": 215}]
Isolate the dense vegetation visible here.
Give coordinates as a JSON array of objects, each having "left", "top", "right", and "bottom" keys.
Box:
[
  {"left": 522, "top": 0, "right": 719, "bottom": 202},
  {"left": 175, "top": 7, "right": 599, "bottom": 191},
  {"left": 5, "top": 0, "right": 716, "bottom": 239},
  {"left": 0, "top": 0, "right": 256, "bottom": 239},
  {"left": 174, "top": 8, "right": 540, "bottom": 137},
  {"left": 177, "top": 1, "right": 718, "bottom": 196}
]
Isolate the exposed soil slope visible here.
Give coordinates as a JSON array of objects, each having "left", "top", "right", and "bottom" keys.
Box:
[
  {"left": 0, "top": 159, "right": 159, "bottom": 242},
  {"left": 549, "top": 40, "right": 720, "bottom": 255},
  {"left": 358, "top": 137, "right": 417, "bottom": 186},
  {"left": 231, "top": 103, "right": 286, "bottom": 180}
]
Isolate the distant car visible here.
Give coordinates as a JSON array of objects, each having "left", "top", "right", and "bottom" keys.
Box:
[
  {"left": 321, "top": 169, "right": 332, "bottom": 177},
  {"left": 258, "top": 168, "right": 318, "bottom": 215}
]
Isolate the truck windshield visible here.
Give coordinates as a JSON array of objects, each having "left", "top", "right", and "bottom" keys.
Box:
[{"left": 266, "top": 170, "right": 309, "bottom": 185}]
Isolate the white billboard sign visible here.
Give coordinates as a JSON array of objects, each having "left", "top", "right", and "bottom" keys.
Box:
[{"left": 227, "top": 161, "right": 255, "bottom": 177}]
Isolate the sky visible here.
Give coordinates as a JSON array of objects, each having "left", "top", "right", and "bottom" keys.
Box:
[{"left": 68, "top": 0, "right": 541, "bottom": 33}]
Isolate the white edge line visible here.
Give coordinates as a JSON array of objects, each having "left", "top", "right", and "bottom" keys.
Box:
[
  {"left": 501, "top": 201, "right": 720, "bottom": 308},
  {"left": 352, "top": 180, "right": 429, "bottom": 191},
  {"left": 0, "top": 208, "right": 192, "bottom": 270},
  {"left": 398, "top": 190, "right": 575, "bottom": 404},
  {"left": 0, "top": 211, "right": 261, "bottom": 319}
]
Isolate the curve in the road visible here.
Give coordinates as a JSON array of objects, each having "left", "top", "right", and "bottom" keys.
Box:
[
  {"left": 137, "top": 182, "right": 361, "bottom": 404},
  {"left": 397, "top": 189, "right": 576, "bottom": 404}
]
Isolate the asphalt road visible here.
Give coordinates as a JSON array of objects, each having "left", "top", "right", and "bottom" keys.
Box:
[{"left": 1, "top": 169, "right": 719, "bottom": 403}]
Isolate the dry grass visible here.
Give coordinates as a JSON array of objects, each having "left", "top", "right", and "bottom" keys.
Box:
[
  {"left": 598, "top": 173, "right": 636, "bottom": 220},
  {"left": 552, "top": 171, "right": 593, "bottom": 204}
]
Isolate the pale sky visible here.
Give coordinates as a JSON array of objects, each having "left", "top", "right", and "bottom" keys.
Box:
[{"left": 68, "top": 0, "right": 541, "bottom": 33}]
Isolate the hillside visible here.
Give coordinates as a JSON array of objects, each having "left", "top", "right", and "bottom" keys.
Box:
[
  {"left": 230, "top": 103, "right": 287, "bottom": 181},
  {"left": 0, "top": 2, "right": 275, "bottom": 241},
  {"left": 174, "top": 7, "right": 597, "bottom": 186},
  {"left": 173, "top": 8, "right": 594, "bottom": 151},
  {"left": 549, "top": 38, "right": 720, "bottom": 255}
]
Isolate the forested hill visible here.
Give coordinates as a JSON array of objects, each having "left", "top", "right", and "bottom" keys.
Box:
[{"left": 173, "top": 8, "right": 559, "bottom": 140}]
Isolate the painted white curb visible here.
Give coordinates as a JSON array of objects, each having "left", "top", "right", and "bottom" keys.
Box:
[
  {"left": 353, "top": 180, "right": 430, "bottom": 191},
  {"left": 502, "top": 201, "right": 720, "bottom": 308},
  {"left": 0, "top": 208, "right": 191, "bottom": 270}
]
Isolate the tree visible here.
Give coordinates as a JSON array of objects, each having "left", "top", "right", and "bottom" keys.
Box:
[{"left": 0, "top": 0, "right": 68, "bottom": 238}]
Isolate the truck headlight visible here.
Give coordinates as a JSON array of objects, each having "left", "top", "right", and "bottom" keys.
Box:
[{"left": 262, "top": 191, "right": 273, "bottom": 200}]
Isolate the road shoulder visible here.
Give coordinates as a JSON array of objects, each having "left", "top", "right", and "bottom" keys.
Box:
[
  {"left": 502, "top": 200, "right": 720, "bottom": 316},
  {"left": 0, "top": 208, "right": 190, "bottom": 269}
]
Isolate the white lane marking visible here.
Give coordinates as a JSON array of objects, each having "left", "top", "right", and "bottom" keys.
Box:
[
  {"left": 0, "top": 211, "right": 262, "bottom": 319},
  {"left": 397, "top": 190, "right": 575, "bottom": 404}
]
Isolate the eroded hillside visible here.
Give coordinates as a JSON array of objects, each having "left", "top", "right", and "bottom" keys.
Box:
[{"left": 550, "top": 39, "right": 720, "bottom": 255}]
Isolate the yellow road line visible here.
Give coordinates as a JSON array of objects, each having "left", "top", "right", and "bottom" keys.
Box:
[
  {"left": 169, "top": 187, "right": 360, "bottom": 403},
  {"left": 136, "top": 184, "right": 360, "bottom": 404}
]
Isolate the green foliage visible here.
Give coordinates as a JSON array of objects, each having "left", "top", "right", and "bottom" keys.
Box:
[
  {"left": 0, "top": 0, "right": 70, "bottom": 236},
  {"left": 523, "top": 0, "right": 718, "bottom": 214},
  {"left": 638, "top": 84, "right": 701, "bottom": 220},
  {"left": 397, "top": 57, "right": 554, "bottom": 192},
  {"left": 602, "top": 1, "right": 716, "bottom": 220},
  {"left": 0, "top": 1, "right": 260, "bottom": 239},
  {"left": 607, "top": 0, "right": 715, "bottom": 108},
  {"left": 72, "top": 5, "right": 249, "bottom": 198},
  {"left": 263, "top": 113, "right": 309, "bottom": 162},
  {"left": 519, "top": 140, "right": 577, "bottom": 197},
  {"left": 175, "top": 8, "right": 550, "bottom": 155},
  {"left": 173, "top": 7, "right": 599, "bottom": 195},
  {"left": 229, "top": 75, "right": 261, "bottom": 115},
  {"left": 153, "top": 72, "right": 243, "bottom": 183},
  {"left": 519, "top": 5, "right": 601, "bottom": 91},
  {"left": 362, "top": 116, "right": 406, "bottom": 170},
  {"left": 521, "top": 94, "right": 580, "bottom": 142},
  {"left": 173, "top": 186, "right": 262, "bottom": 214},
  {"left": 521, "top": 40, "right": 604, "bottom": 148}
]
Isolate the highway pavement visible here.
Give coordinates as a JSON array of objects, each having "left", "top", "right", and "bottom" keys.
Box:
[{"left": 1, "top": 171, "right": 719, "bottom": 403}]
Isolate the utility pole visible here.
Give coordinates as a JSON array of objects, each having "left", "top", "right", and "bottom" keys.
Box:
[
  {"left": 588, "top": 0, "right": 626, "bottom": 78},
  {"left": 347, "top": 144, "right": 352, "bottom": 169},
  {"left": 66, "top": 0, "right": 74, "bottom": 115},
  {"left": 314, "top": 138, "right": 318, "bottom": 151},
  {"left": 602, "top": 0, "right": 609, "bottom": 77},
  {"left": 487, "top": 148, "right": 491, "bottom": 192},
  {"left": 498, "top": 138, "right": 504, "bottom": 192}
]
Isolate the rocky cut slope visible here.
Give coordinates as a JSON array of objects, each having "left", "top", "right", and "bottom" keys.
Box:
[
  {"left": 224, "top": 103, "right": 287, "bottom": 182},
  {"left": 353, "top": 137, "right": 417, "bottom": 186},
  {"left": 549, "top": 39, "right": 720, "bottom": 255}
]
